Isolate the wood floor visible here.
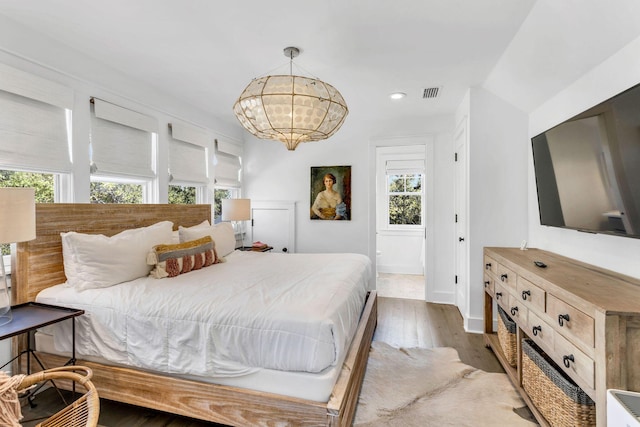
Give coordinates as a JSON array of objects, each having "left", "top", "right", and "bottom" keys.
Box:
[{"left": 20, "top": 298, "right": 503, "bottom": 427}]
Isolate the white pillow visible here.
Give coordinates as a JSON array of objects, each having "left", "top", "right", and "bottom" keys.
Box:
[
  {"left": 171, "top": 220, "right": 210, "bottom": 244},
  {"left": 61, "top": 221, "right": 174, "bottom": 291},
  {"left": 179, "top": 222, "right": 235, "bottom": 258}
]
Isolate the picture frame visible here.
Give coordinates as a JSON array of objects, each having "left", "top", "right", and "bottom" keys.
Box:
[{"left": 310, "top": 165, "right": 351, "bottom": 221}]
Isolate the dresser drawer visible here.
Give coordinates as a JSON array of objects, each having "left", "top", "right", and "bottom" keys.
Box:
[
  {"left": 527, "top": 310, "right": 554, "bottom": 351},
  {"left": 484, "top": 255, "right": 497, "bottom": 275},
  {"left": 494, "top": 282, "right": 509, "bottom": 311},
  {"left": 547, "top": 294, "right": 595, "bottom": 348},
  {"left": 553, "top": 332, "right": 595, "bottom": 390},
  {"left": 516, "top": 276, "right": 546, "bottom": 312},
  {"left": 496, "top": 264, "right": 516, "bottom": 289},
  {"left": 483, "top": 274, "right": 495, "bottom": 295},
  {"left": 507, "top": 293, "right": 528, "bottom": 326}
]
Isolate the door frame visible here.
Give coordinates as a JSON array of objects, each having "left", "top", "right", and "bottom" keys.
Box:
[
  {"left": 369, "top": 135, "right": 434, "bottom": 301},
  {"left": 454, "top": 117, "right": 469, "bottom": 318}
]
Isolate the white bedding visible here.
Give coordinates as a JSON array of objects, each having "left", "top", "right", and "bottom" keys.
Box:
[{"left": 36, "top": 251, "right": 370, "bottom": 381}]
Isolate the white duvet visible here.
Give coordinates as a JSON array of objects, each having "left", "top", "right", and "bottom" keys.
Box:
[{"left": 36, "top": 251, "right": 370, "bottom": 378}]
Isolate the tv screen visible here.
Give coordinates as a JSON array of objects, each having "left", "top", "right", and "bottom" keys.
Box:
[{"left": 532, "top": 82, "right": 640, "bottom": 238}]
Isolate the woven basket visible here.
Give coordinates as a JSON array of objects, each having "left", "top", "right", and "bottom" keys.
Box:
[
  {"left": 522, "top": 339, "right": 596, "bottom": 427},
  {"left": 497, "top": 305, "right": 517, "bottom": 367},
  {"left": 18, "top": 366, "right": 100, "bottom": 427}
]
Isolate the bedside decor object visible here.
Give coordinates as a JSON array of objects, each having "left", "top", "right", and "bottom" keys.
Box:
[
  {"left": 0, "top": 188, "right": 35, "bottom": 326},
  {"left": 222, "top": 198, "right": 251, "bottom": 248},
  {"left": 233, "top": 46, "right": 348, "bottom": 151},
  {"left": 310, "top": 166, "right": 351, "bottom": 220}
]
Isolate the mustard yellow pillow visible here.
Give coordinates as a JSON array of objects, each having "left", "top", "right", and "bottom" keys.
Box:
[{"left": 147, "top": 236, "right": 219, "bottom": 278}]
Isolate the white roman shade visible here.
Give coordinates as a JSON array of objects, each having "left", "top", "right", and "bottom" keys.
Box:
[
  {"left": 385, "top": 159, "right": 425, "bottom": 175},
  {"left": 0, "top": 63, "right": 73, "bottom": 172},
  {"left": 215, "top": 138, "right": 243, "bottom": 188},
  {"left": 90, "top": 98, "right": 158, "bottom": 178},
  {"left": 168, "top": 122, "right": 209, "bottom": 184}
]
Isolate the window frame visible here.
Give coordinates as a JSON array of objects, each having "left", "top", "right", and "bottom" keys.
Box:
[
  {"left": 386, "top": 172, "right": 425, "bottom": 230},
  {"left": 89, "top": 174, "right": 152, "bottom": 204}
]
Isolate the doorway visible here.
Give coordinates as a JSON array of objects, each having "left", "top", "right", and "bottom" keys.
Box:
[
  {"left": 374, "top": 141, "right": 431, "bottom": 300},
  {"left": 376, "top": 273, "right": 425, "bottom": 300}
]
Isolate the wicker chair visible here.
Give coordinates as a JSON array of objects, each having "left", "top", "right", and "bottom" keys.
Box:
[{"left": 18, "top": 366, "right": 100, "bottom": 427}]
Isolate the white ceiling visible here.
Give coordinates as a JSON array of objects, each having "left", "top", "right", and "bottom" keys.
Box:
[{"left": 1, "top": 0, "right": 640, "bottom": 133}]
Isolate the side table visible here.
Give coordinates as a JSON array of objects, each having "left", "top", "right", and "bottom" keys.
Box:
[{"left": 0, "top": 302, "right": 84, "bottom": 405}]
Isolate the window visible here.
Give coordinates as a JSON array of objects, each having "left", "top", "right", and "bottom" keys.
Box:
[
  {"left": 376, "top": 146, "right": 426, "bottom": 231},
  {"left": 388, "top": 174, "right": 422, "bottom": 225},
  {"left": 168, "top": 185, "right": 196, "bottom": 204},
  {"left": 89, "top": 98, "right": 158, "bottom": 203},
  {"left": 213, "top": 138, "right": 243, "bottom": 223},
  {"left": 167, "top": 122, "right": 210, "bottom": 205},
  {"left": 214, "top": 139, "right": 242, "bottom": 188},
  {"left": 0, "top": 63, "right": 74, "bottom": 174},
  {"left": 0, "top": 169, "right": 55, "bottom": 260},
  {"left": 90, "top": 180, "right": 143, "bottom": 204}
]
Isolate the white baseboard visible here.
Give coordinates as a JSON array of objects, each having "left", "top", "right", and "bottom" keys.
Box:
[
  {"left": 428, "top": 290, "right": 455, "bottom": 305},
  {"left": 464, "top": 315, "right": 485, "bottom": 334}
]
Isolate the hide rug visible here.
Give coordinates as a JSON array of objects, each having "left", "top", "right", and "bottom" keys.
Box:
[{"left": 353, "top": 341, "right": 537, "bottom": 426}]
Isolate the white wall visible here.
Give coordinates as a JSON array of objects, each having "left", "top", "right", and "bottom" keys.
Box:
[
  {"left": 376, "top": 233, "right": 423, "bottom": 274},
  {"left": 528, "top": 34, "right": 640, "bottom": 278},
  {"left": 462, "top": 87, "right": 529, "bottom": 332},
  {"left": 242, "top": 125, "right": 370, "bottom": 257},
  {"left": 428, "top": 131, "right": 456, "bottom": 303}
]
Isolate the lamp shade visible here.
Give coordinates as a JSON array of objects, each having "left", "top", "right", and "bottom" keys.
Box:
[
  {"left": 0, "top": 187, "right": 36, "bottom": 244},
  {"left": 222, "top": 198, "right": 251, "bottom": 221},
  {"left": 233, "top": 75, "right": 348, "bottom": 151}
]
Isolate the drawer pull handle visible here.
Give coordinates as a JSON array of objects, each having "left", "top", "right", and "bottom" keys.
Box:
[
  {"left": 532, "top": 325, "right": 542, "bottom": 336},
  {"left": 563, "top": 354, "right": 575, "bottom": 368},
  {"left": 485, "top": 263, "right": 492, "bottom": 270},
  {"left": 484, "top": 281, "right": 490, "bottom": 288},
  {"left": 500, "top": 274, "right": 508, "bottom": 282},
  {"left": 558, "top": 314, "right": 570, "bottom": 327},
  {"left": 510, "top": 307, "right": 519, "bottom": 316},
  {"left": 522, "top": 290, "right": 531, "bottom": 300},
  {"left": 495, "top": 292, "right": 502, "bottom": 300}
]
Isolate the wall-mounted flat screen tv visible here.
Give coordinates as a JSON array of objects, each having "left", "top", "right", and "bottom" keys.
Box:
[{"left": 532, "top": 82, "right": 640, "bottom": 238}]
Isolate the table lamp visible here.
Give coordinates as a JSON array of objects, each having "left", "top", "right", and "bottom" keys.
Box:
[
  {"left": 0, "top": 188, "right": 36, "bottom": 326},
  {"left": 221, "top": 198, "right": 251, "bottom": 249}
]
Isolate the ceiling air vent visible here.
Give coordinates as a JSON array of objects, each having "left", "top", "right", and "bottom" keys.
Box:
[{"left": 422, "top": 87, "right": 440, "bottom": 99}]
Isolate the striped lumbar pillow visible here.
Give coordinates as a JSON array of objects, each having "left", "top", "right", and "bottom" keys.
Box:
[{"left": 147, "top": 235, "right": 219, "bottom": 278}]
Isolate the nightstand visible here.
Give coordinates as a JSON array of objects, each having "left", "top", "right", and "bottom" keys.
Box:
[
  {"left": 238, "top": 246, "right": 274, "bottom": 252},
  {"left": 0, "top": 302, "right": 84, "bottom": 373},
  {"left": 0, "top": 302, "right": 84, "bottom": 406}
]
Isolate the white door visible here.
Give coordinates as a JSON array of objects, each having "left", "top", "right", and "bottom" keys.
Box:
[
  {"left": 251, "top": 201, "right": 295, "bottom": 253},
  {"left": 454, "top": 119, "right": 468, "bottom": 314}
]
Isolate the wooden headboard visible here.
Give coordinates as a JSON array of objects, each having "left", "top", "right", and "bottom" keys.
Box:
[{"left": 13, "top": 203, "right": 211, "bottom": 304}]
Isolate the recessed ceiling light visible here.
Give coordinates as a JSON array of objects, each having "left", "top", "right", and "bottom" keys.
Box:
[{"left": 390, "top": 92, "right": 406, "bottom": 100}]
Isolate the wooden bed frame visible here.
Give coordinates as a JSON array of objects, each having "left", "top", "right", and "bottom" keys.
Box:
[{"left": 13, "top": 203, "right": 377, "bottom": 426}]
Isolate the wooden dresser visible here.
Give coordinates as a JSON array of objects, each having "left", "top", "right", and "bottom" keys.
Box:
[{"left": 483, "top": 247, "right": 640, "bottom": 426}]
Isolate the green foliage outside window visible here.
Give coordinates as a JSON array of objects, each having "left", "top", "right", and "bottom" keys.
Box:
[
  {"left": 213, "top": 189, "right": 231, "bottom": 223},
  {"left": 388, "top": 174, "right": 422, "bottom": 226},
  {"left": 90, "top": 182, "right": 142, "bottom": 204},
  {"left": 0, "top": 170, "right": 55, "bottom": 255},
  {"left": 168, "top": 185, "right": 196, "bottom": 204}
]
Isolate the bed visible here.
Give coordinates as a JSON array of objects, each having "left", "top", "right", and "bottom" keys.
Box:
[{"left": 12, "top": 203, "right": 377, "bottom": 426}]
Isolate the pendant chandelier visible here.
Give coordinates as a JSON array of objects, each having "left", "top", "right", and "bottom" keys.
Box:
[{"left": 233, "top": 47, "right": 348, "bottom": 151}]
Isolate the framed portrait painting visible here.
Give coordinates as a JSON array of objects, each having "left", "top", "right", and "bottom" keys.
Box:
[{"left": 310, "top": 165, "right": 351, "bottom": 220}]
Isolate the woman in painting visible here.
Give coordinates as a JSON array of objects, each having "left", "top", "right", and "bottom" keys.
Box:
[{"left": 312, "top": 173, "right": 347, "bottom": 220}]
